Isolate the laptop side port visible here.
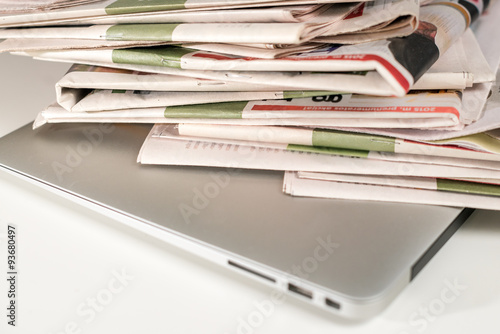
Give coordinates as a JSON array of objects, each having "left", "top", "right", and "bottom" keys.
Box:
[
  {"left": 325, "top": 297, "right": 341, "bottom": 310},
  {"left": 227, "top": 260, "right": 276, "bottom": 283},
  {"left": 288, "top": 283, "right": 313, "bottom": 299}
]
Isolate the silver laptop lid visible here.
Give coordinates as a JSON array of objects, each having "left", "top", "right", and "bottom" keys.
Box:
[{"left": 0, "top": 122, "right": 471, "bottom": 318}]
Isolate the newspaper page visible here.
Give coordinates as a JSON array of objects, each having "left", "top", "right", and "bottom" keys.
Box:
[
  {"left": 60, "top": 89, "right": 336, "bottom": 112},
  {"left": 37, "top": 89, "right": 464, "bottom": 129},
  {"left": 0, "top": 0, "right": 364, "bottom": 28},
  {"left": 155, "top": 123, "right": 500, "bottom": 170},
  {"left": 155, "top": 90, "right": 462, "bottom": 127},
  {"left": 49, "top": 4, "right": 355, "bottom": 25},
  {"left": 0, "top": 23, "right": 335, "bottom": 45},
  {"left": 297, "top": 171, "right": 500, "bottom": 190},
  {"left": 18, "top": 47, "right": 415, "bottom": 96},
  {"left": 54, "top": 64, "right": 306, "bottom": 110},
  {"left": 0, "top": 0, "right": 103, "bottom": 14},
  {"left": 173, "top": 123, "right": 500, "bottom": 162},
  {"left": 35, "top": 102, "right": 464, "bottom": 129},
  {"left": 282, "top": 171, "right": 500, "bottom": 210},
  {"left": 151, "top": 124, "right": 500, "bottom": 170},
  {"left": 0, "top": 38, "right": 170, "bottom": 53},
  {"left": 18, "top": 48, "right": 478, "bottom": 97},
  {"left": 136, "top": 124, "right": 500, "bottom": 179},
  {"left": 177, "top": 42, "right": 328, "bottom": 59}
]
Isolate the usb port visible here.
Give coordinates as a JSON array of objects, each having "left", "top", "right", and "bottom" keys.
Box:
[
  {"left": 288, "top": 283, "right": 313, "bottom": 299},
  {"left": 325, "top": 297, "right": 341, "bottom": 310}
]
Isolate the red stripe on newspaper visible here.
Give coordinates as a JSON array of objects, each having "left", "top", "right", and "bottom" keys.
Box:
[
  {"left": 362, "top": 54, "right": 410, "bottom": 92},
  {"left": 344, "top": 2, "right": 365, "bottom": 19},
  {"left": 191, "top": 53, "right": 411, "bottom": 93},
  {"left": 250, "top": 105, "right": 460, "bottom": 117}
]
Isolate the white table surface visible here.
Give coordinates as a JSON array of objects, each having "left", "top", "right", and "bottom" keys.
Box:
[{"left": 0, "top": 52, "right": 499, "bottom": 334}]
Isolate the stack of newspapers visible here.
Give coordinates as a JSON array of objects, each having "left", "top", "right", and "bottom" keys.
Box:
[{"left": 2, "top": 0, "right": 500, "bottom": 210}]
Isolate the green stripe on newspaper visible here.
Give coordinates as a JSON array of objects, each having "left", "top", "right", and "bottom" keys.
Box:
[
  {"left": 112, "top": 46, "right": 192, "bottom": 68},
  {"left": 164, "top": 102, "right": 247, "bottom": 119},
  {"left": 287, "top": 144, "right": 369, "bottom": 158},
  {"left": 312, "top": 129, "right": 396, "bottom": 152},
  {"left": 436, "top": 179, "right": 500, "bottom": 197},
  {"left": 106, "top": 24, "right": 178, "bottom": 41},
  {"left": 105, "top": 0, "right": 187, "bottom": 15}
]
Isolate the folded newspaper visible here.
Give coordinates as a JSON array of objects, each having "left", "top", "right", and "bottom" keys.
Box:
[
  {"left": 172, "top": 123, "right": 500, "bottom": 162},
  {"left": 0, "top": 0, "right": 366, "bottom": 28},
  {"left": 0, "top": 0, "right": 419, "bottom": 44},
  {"left": 282, "top": 171, "right": 500, "bottom": 210},
  {"left": 139, "top": 123, "right": 500, "bottom": 169},
  {"left": 137, "top": 124, "right": 500, "bottom": 179},
  {"left": 34, "top": 89, "right": 465, "bottom": 129},
  {"left": 19, "top": 0, "right": 488, "bottom": 97},
  {"left": 0, "top": 0, "right": 103, "bottom": 14},
  {"left": 57, "top": 4, "right": 352, "bottom": 25},
  {"left": 59, "top": 88, "right": 337, "bottom": 112}
]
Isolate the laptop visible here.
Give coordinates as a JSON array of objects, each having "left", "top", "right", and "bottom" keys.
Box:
[{"left": 0, "top": 122, "right": 473, "bottom": 319}]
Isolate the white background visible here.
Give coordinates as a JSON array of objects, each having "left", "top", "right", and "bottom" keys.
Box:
[{"left": 0, "top": 53, "right": 499, "bottom": 334}]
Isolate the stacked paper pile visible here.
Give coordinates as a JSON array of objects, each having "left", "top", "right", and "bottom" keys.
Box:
[{"left": 2, "top": 0, "right": 500, "bottom": 210}]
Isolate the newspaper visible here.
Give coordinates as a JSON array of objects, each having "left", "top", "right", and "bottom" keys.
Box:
[
  {"left": 35, "top": 102, "right": 464, "bottom": 129},
  {"left": 173, "top": 123, "right": 500, "bottom": 162},
  {"left": 18, "top": 46, "right": 415, "bottom": 96},
  {"left": 157, "top": 90, "right": 463, "bottom": 128},
  {"left": 136, "top": 124, "right": 500, "bottom": 179},
  {"left": 0, "top": 0, "right": 417, "bottom": 45},
  {"left": 0, "top": 0, "right": 365, "bottom": 28},
  {"left": 0, "top": 0, "right": 103, "bottom": 14},
  {"left": 283, "top": 171, "right": 500, "bottom": 210},
  {"left": 20, "top": 0, "right": 488, "bottom": 97},
  {"left": 0, "top": 23, "right": 336, "bottom": 45},
  {"left": 55, "top": 63, "right": 303, "bottom": 91},
  {"left": 0, "top": 38, "right": 170, "bottom": 53},
  {"left": 45, "top": 4, "right": 354, "bottom": 25},
  {"left": 154, "top": 125, "right": 500, "bottom": 170},
  {"left": 136, "top": 123, "right": 500, "bottom": 172},
  {"left": 176, "top": 42, "right": 328, "bottom": 59},
  {"left": 60, "top": 89, "right": 336, "bottom": 112},
  {"left": 54, "top": 64, "right": 307, "bottom": 112},
  {"left": 35, "top": 89, "right": 464, "bottom": 129},
  {"left": 297, "top": 171, "right": 500, "bottom": 191},
  {"left": 42, "top": 2, "right": 360, "bottom": 25}
]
